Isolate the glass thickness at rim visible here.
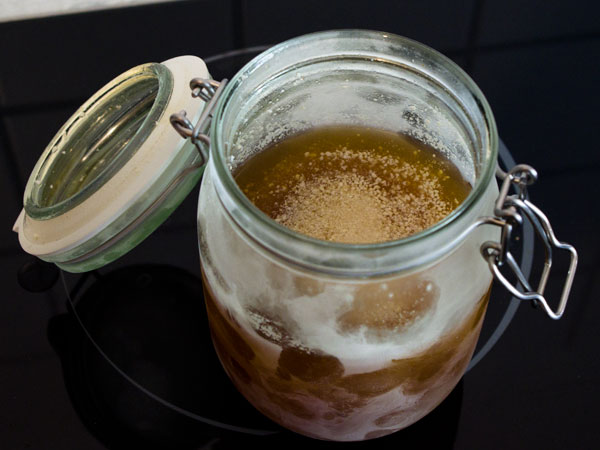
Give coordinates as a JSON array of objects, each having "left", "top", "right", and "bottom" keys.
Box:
[
  {"left": 23, "top": 63, "right": 173, "bottom": 220},
  {"left": 211, "top": 29, "right": 498, "bottom": 256}
]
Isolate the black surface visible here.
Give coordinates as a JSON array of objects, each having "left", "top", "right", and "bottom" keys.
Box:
[{"left": 1, "top": 1, "right": 599, "bottom": 449}]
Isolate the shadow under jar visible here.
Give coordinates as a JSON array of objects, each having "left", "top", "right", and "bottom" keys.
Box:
[{"left": 198, "top": 30, "right": 499, "bottom": 441}]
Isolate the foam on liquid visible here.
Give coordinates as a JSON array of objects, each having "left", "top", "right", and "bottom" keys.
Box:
[{"left": 235, "top": 125, "right": 471, "bottom": 244}]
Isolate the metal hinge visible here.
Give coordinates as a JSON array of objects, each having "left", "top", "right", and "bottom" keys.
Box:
[{"left": 169, "top": 77, "right": 228, "bottom": 166}]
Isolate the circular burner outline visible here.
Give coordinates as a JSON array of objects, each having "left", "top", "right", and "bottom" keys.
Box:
[{"left": 60, "top": 46, "right": 533, "bottom": 434}]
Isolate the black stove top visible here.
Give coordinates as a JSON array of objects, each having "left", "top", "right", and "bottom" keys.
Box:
[{"left": 2, "top": 2, "right": 599, "bottom": 449}]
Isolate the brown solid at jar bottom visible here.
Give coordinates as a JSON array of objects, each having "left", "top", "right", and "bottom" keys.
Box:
[{"left": 202, "top": 269, "right": 490, "bottom": 441}]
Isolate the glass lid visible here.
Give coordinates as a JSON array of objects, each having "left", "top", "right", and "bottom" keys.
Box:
[
  {"left": 14, "top": 56, "right": 210, "bottom": 272},
  {"left": 24, "top": 63, "right": 172, "bottom": 220}
]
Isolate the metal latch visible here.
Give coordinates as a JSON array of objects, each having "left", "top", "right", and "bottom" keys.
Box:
[
  {"left": 481, "top": 165, "right": 578, "bottom": 320},
  {"left": 170, "top": 79, "right": 578, "bottom": 320}
]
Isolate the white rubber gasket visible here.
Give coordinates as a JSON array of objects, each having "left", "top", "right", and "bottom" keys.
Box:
[{"left": 14, "top": 56, "right": 209, "bottom": 258}]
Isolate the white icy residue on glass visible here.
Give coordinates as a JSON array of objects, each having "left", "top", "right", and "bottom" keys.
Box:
[
  {"left": 197, "top": 164, "right": 496, "bottom": 440},
  {"left": 201, "top": 165, "right": 492, "bottom": 361}
]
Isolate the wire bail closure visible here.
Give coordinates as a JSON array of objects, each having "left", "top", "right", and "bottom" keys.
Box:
[
  {"left": 481, "top": 165, "right": 578, "bottom": 320},
  {"left": 170, "top": 78, "right": 228, "bottom": 166},
  {"left": 171, "top": 78, "right": 577, "bottom": 320}
]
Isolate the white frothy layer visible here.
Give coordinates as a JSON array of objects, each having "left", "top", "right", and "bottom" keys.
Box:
[{"left": 198, "top": 163, "right": 497, "bottom": 370}]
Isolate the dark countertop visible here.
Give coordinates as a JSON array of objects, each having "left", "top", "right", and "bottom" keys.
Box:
[{"left": 1, "top": 1, "right": 599, "bottom": 449}]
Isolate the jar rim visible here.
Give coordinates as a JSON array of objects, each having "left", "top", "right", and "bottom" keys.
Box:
[
  {"left": 211, "top": 30, "right": 498, "bottom": 275},
  {"left": 23, "top": 63, "right": 173, "bottom": 220}
]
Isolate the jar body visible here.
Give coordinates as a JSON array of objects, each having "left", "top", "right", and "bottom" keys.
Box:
[
  {"left": 199, "top": 164, "right": 497, "bottom": 440},
  {"left": 198, "top": 31, "right": 499, "bottom": 440}
]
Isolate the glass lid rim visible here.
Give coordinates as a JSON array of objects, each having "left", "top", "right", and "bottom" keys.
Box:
[
  {"left": 23, "top": 62, "right": 174, "bottom": 221},
  {"left": 211, "top": 29, "right": 499, "bottom": 254}
]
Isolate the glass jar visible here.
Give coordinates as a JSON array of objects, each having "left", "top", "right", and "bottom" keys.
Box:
[
  {"left": 14, "top": 30, "right": 576, "bottom": 442},
  {"left": 197, "top": 30, "right": 498, "bottom": 441}
]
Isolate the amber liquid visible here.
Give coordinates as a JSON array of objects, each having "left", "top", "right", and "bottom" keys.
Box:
[{"left": 235, "top": 125, "right": 471, "bottom": 243}]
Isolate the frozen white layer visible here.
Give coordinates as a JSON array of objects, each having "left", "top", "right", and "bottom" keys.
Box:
[
  {"left": 199, "top": 162, "right": 497, "bottom": 367},
  {"left": 197, "top": 161, "right": 498, "bottom": 440}
]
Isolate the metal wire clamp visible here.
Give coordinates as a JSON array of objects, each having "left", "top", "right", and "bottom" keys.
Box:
[
  {"left": 170, "top": 78, "right": 228, "bottom": 166},
  {"left": 173, "top": 82, "right": 577, "bottom": 321},
  {"left": 481, "top": 165, "right": 578, "bottom": 320}
]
